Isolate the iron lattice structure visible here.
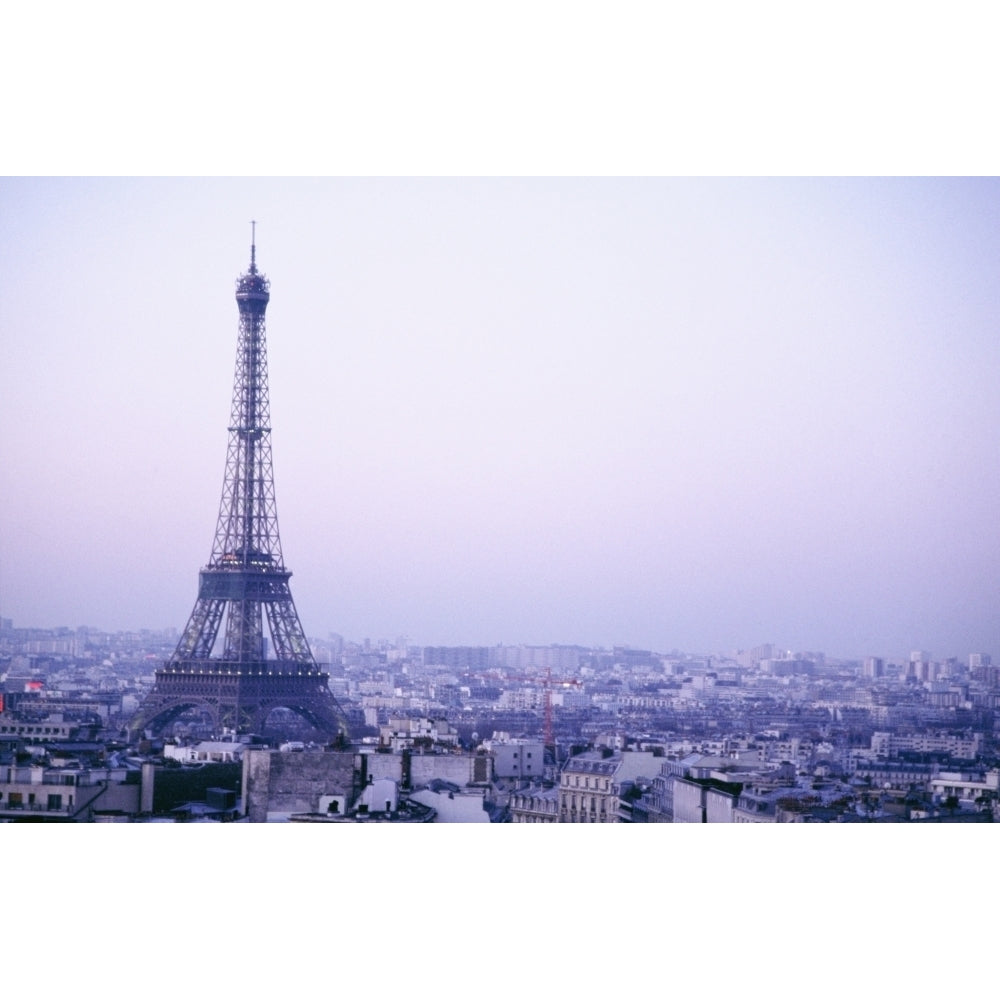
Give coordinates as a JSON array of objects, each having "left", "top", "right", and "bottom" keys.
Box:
[{"left": 130, "top": 237, "right": 347, "bottom": 740}]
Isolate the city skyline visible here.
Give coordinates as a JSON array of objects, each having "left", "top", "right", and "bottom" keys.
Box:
[
  {"left": 3, "top": 178, "right": 1000, "bottom": 662},
  {"left": 0, "top": 617, "right": 989, "bottom": 674}
]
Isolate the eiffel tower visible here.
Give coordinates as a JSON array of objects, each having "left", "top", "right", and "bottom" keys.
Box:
[{"left": 129, "top": 228, "right": 347, "bottom": 742}]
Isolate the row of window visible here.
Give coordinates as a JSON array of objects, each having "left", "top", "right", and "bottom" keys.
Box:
[
  {"left": 0, "top": 725, "right": 71, "bottom": 734},
  {"left": 0, "top": 791, "right": 73, "bottom": 810},
  {"left": 559, "top": 808, "right": 611, "bottom": 822},
  {"left": 562, "top": 774, "right": 611, "bottom": 790},
  {"left": 561, "top": 794, "right": 609, "bottom": 811},
  {"left": 511, "top": 798, "right": 557, "bottom": 814}
]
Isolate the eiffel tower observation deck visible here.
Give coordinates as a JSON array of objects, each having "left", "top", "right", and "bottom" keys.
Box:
[{"left": 129, "top": 229, "right": 348, "bottom": 742}]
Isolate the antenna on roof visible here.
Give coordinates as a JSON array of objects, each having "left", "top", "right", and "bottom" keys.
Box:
[{"left": 250, "top": 219, "right": 257, "bottom": 273}]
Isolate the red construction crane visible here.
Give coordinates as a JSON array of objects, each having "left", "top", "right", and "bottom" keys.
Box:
[{"left": 543, "top": 666, "right": 581, "bottom": 750}]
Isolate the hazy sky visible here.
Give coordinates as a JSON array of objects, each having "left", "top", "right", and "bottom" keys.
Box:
[{"left": 3, "top": 177, "right": 1000, "bottom": 661}]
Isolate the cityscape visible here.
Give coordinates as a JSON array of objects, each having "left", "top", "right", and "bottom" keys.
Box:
[
  {"left": 7, "top": 13, "right": 995, "bottom": 997},
  {"left": 3, "top": 178, "right": 1000, "bottom": 823},
  {"left": 2, "top": 617, "right": 998, "bottom": 822}
]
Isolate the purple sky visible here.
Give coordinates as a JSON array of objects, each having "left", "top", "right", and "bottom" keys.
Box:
[{"left": 3, "top": 177, "right": 1000, "bottom": 661}]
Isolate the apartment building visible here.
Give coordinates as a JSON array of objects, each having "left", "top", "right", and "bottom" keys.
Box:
[{"left": 558, "top": 750, "right": 659, "bottom": 822}]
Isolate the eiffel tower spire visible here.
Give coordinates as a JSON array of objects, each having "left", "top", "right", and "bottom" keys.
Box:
[{"left": 130, "top": 232, "right": 348, "bottom": 741}]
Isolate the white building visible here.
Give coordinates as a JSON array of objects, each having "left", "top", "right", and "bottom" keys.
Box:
[
  {"left": 379, "top": 717, "right": 460, "bottom": 751},
  {"left": 163, "top": 740, "right": 244, "bottom": 764},
  {"left": 870, "top": 731, "right": 983, "bottom": 759},
  {"left": 929, "top": 769, "right": 999, "bottom": 806}
]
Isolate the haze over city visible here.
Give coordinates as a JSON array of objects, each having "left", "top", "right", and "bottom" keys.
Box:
[{"left": 3, "top": 177, "right": 1000, "bottom": 662}]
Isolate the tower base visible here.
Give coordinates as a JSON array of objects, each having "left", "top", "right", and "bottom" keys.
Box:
[{"left": 129, "top": 662, "right": 348, "bottom": 742}]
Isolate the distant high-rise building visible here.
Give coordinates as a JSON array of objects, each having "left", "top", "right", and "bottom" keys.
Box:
[
  {"left": 735, "top": 644, "right": 775, "bottom": 669},
  {"left": 906, "top": 650, "right": 930, "bottom": 681},
  {"left": 863, "top": 656, "right": 884, "bottom": 679}
]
